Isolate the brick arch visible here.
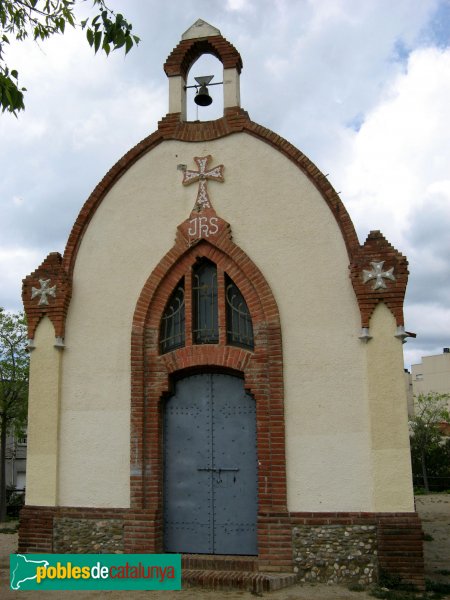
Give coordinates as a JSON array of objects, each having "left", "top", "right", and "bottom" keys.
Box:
[
  {"left": 62, "top": 111, "right": 360, "bottom": 283},
  {"left": 59, "top": 110, "right": 407, "bottom": 340},
  {"left": 164, "top": 36, "right": 243, "bottom": 79},
  {"left": 130, "top": 234, "right": 288, "bottom": 559},
  {"left": 60, "top": 107, "right": 409, "bottom": 345}
]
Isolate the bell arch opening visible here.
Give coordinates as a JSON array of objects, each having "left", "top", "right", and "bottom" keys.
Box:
[{"left": 186, "top": 54, "right": 224, "bottom": 121}]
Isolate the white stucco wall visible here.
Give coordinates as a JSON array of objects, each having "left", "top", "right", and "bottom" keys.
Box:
[
  {"left": 367, "top": 304, "right": 414, "bottom": 511},
  {"left": 55, "top": 132, "right": 410, "bottom": 511},
  {"left": 26, "top": 317, "right": 61, "bottom": 506}
]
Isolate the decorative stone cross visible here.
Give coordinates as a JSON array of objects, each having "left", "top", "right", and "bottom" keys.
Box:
[
  {"left": 362, "top": 261, "right": 395, "bottom": 290},
  {"left": 182, "top": 155, "right": 224, "bottom": 210},
  {"left": 31, "top": 278, "right": 57, "bottom": 305}
]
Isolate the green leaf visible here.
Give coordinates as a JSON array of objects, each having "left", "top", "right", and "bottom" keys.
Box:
[
  {"left": 66, "top": 12, "right": 75, "bottom": 28},
  {"left": 86, "top": 28, "right": 94, "bottom": 47},
  {"left": 115, "top": 29, "right": 125, "bottom": 49},
  {"left": 0, "top": 0, "right": 140, "bottom": 116},
  {"left": 94, "top": 30, "right": 102, "bottom": 53},
  {"left": 4, "top": 86, "right": 13, "bottom": 106}
]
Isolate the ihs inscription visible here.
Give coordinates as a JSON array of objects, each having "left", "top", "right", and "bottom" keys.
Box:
[{"left": 188, "top": 216, "right": 219, "bottom": 239}]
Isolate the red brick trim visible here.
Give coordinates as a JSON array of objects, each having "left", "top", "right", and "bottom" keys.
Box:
[
  {"left": 349, "top": 230, "right": 409, "bottom": 327},
  {"left": 59, "top": 109, "right": 408, "bottom": 330},
  {"left": 62, "top": 131, "right": 164, "bottom": 278},
  {"left": 62, "top": 109, "right": 360, "bottom": 279},
  {"left": 130, "top": 223, "right": 288, "bottom": 557},
  {"left": 377, "top": 513, "right": 424, "bottom": 590},
  {"left": 164, "top": 35, "right": 243, "bottom": 79},
  {"left": 31, "top": 111, "right": 395, "bottom": 336},
  {"left": 22, "top": 252, "right": 72, "bottom": 340},
  {"left": 19, "top": 505, "right": 55, "bottom": 553}
]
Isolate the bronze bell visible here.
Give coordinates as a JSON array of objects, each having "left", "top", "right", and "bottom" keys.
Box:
[{"left": 194, "top": 83, "right": 213, "bottom": 106}]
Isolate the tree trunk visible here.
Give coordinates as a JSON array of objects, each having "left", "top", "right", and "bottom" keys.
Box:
[
  {"left": 420, "top": 449, "right": 429, "bottom": 493},
  {"left": 0, "top": 416, "right": 7, "bottom": 522}
]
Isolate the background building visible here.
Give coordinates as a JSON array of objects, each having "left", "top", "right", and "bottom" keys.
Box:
[
  {"left": 411, "top": 348, "right": 450, "bottom": 399},
  {"left": 4, "top": 433, "right": 27, "bottom": 492}
]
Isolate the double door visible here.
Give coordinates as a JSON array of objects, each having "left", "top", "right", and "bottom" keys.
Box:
[{"left": 163, "top": 372, "right": 258, "bottom": 555}]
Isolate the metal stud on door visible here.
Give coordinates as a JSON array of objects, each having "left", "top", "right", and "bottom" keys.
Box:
[{"left": 163, "top": 373, "right": 258, "bottom": 555}]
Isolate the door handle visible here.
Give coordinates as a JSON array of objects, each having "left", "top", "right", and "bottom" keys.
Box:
[
  {"left": 197, "top": 467, "right": 240, "bottom": 483},
  {"left": 197, "top": 468, "right": 240, "bottom": 472}
]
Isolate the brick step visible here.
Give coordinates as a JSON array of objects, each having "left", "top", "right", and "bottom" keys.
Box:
[
  {"left": 182, "top": 554, "right": 259, "bottom": 572},
  {"left": 182, "top": 569, "right": 297, "bottom": 592}
]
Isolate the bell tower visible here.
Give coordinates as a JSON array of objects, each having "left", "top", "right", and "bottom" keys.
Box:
[{"left": 164, "top": 19, "right": 243, "bottom": 121}]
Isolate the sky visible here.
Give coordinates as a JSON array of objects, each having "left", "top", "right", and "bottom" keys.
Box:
[{"left": 1, "top": 0, "right": 449, "bottom": 369}]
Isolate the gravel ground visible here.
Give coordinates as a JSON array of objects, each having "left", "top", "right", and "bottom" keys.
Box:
[{"left": 0, "top": 494, "right": 449, "bottom": 599}]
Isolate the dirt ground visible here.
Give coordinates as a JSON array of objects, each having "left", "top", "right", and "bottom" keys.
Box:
[
  {"left": 0, "top": 495, "right": 449, "bottom": 600},
  {"left": 415, "top": 494, "right": 450, "bottom": 585}
]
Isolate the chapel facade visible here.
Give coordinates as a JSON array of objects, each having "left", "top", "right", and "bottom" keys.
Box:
[{"left": 19, "top": 20, "right": 424, "bottom": 590}]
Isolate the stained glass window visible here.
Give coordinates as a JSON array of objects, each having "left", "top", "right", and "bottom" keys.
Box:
[
  {"left": 159, "top": 262, "right": 255, "bottom": 354},
  {"left": 192, "top": 260, "right": 219, "bottom": 344},
  {"left": 226, "top": 275, "right": 254, "bottom": 350},
  {"left": 160, "top": 279, "right": 185, "bottom": 354}
]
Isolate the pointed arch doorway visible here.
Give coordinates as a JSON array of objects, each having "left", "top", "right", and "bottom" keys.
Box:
[
  {"left": 164, "top": 371, "right": 258, "bottom": 555},
  {"left": 130, "top": 225, "right": 289, "bottom": 564}
]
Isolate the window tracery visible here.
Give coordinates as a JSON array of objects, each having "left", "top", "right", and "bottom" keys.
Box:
[{"left": 159, "top": 261, "right": 254, "bottom": 354}]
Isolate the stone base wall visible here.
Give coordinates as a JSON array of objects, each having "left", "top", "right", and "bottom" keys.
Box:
[
  {"left": 18, "top": 506, "right": 424, "bottom": 590},
  {"left": 293, "top": 524, "right": 377, "bottom": 585},
  {"left": 53, "top": 518, "right": 124, "bottom": 553}
]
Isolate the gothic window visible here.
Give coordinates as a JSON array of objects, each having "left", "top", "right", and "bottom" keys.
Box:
[
  {"left": 159, "top": 261, "right": 254, "bottom": 354},
  {"left": 159, "top": 279, "right": 185, "bottom": 354},
  {"left": 192, "top": 259, "right": 219, "bottom": 344},
  {"left": 225, "top": 275, "right": 254, "bottom": 350}
]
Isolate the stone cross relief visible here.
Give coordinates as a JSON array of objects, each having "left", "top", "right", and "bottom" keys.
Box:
[
  {"left": 182, "top": 155, "right": 224, "bottom": 211},
  {"left": 31, "top": 278, "right": 57, "bottom": 305},
  {"left": 362, "top": 261, "right": 395, "bottom": 290}
]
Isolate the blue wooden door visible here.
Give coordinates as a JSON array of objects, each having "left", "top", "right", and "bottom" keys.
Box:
[{"left": 163, "top": 373, "right": 258, "bottom": 555}]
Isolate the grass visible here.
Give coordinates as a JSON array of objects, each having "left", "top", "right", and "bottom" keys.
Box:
[
  {"left": 365, "top": 574, "right": 450, "bottom": 600},
  {"left": 414, "top": 489, "right": 450, "bottom": 496},
  {"left": 348, "top": 583, "right": 367, "bottom": 592},
  {"left": 368, "top": 583, "right": 450, "bottom": 600}
]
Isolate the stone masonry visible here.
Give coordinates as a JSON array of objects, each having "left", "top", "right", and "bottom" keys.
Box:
[
  {"left": 293, "top": 524, "right": 377, "bottom": 585},
  {"left": 53, "top": 518, "right": 124, "bottom": 553}
]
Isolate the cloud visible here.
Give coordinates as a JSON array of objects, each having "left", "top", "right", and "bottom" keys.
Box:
[
  {"left": 0, "top": 248, "right": 44, "bottom": 312},
  {"left": 332, "top": 45, "right": 450, "bottom": 367},
  {"left": 0, "top": 25, "right": 166, "bottom": 254},
  {"left": 0, "top": 0, "right": 449, "bottom": 372},
  {"left": 225, "top": 0, "right": 251, "bottom": 11}
]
